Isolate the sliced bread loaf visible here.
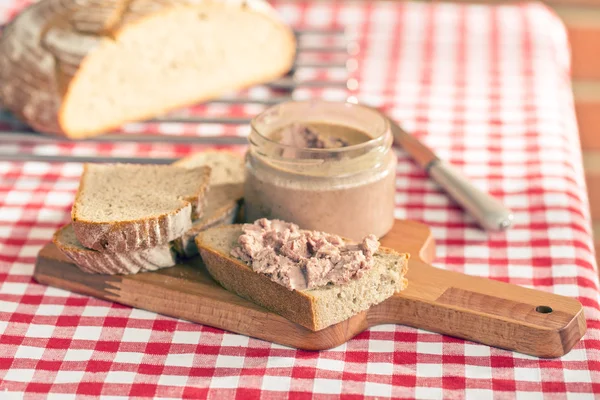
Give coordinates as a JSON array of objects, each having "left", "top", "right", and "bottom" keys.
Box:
[
  {"left": 71, "top": 163, "right": 211, "bottom": 253},
  {"left": 54, "top": 223, "right": 177, "bottom": 274},
  {"left": 173, "top": 151, "right": 244, "bottom": 256},
  {"left": 0, "top": 0, "right": 296, "bottom": 138},
  {"left": 195, "top": 225, "right": 409, "bottom": 331},
  {"left": 55, "top": 203, "right": 236, "bottom": 275}
]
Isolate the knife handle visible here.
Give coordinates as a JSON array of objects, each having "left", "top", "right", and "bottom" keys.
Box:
[{"left": 427, "top": 160, "right": 514, "bottom": 231}]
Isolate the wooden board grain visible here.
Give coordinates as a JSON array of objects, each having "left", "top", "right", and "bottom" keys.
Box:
[{"left": 34, "top": 220, "right": 586, "bottom": 358}]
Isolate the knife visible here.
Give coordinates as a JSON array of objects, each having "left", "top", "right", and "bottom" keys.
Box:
[{"left": 387, "top": 117, "right": 514, "bottom": 231}]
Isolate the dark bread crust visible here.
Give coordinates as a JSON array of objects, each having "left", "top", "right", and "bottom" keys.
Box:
[
  {"left": 198, "top": 243, "right": 319, "bottom": 330},
  {"left": 53, "top": 223, "right": 177, "bottom": 274},
  {"left": 71, "top": 164, "right": 211, "bottom": 253}
]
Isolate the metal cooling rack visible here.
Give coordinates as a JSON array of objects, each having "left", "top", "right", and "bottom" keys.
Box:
[{"left": 0, "top": 27, "right": 355, "bottom": 164}]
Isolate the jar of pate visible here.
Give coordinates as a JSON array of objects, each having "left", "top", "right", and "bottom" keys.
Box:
[{"left": 244, "top": 100, "right": 397, "bottom": 241}]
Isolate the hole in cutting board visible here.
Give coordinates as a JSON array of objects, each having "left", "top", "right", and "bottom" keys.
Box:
[{"left": 535, "top": 305, "right": 553, "bottom": 314}]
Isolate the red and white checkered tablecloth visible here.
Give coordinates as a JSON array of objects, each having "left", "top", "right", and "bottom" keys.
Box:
[{"left": 1, "top": 0, "right": 599, "bottom": 398}]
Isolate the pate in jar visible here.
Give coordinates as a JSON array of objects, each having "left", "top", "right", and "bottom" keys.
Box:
[{"left": 244, "top": 100, "right": 396, "bottom": 241}]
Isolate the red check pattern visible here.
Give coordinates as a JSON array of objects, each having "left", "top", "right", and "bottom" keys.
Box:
[{"left": 1, "top": 0, "right": 599, "bottom": 398}]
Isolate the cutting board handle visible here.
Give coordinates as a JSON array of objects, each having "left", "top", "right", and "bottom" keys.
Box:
[
  {"left": 369, "top": 258, "right": 587, "bottom": 358},
  {"left": 373, "top": 220, "right": 587, "bottom": 358}
]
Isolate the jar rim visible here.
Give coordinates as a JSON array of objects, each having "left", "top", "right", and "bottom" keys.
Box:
[{"left": 249, "top": 100, "right": 391, "bottom": 156}]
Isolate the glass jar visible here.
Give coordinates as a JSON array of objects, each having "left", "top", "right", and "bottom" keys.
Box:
[{"left": 244, "top": 100, "right": 396, "bottom": 241}]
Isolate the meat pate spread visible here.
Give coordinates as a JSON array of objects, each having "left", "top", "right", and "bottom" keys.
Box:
[
  {"left": 278, "top": 123, "right": 352, "bottom": 149},
  {"left": 245, "top": 120, "right": 397, "bottom": 241},
  {"left": 231, "top": 218, "right": 381, "bottom": 291}
]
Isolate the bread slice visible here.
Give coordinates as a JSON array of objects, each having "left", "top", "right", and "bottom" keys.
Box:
[
  {"left": 0, "top": 0, "right": 296, "bottom": 138},
  {"left": 173, "top": 151, "right": 245, "bottom": 185},
  {"left": 71, "top": 163, "right": 211, "bottom": 253},
  {"left": 54, "top": 223, "right": 177, "bottom": 274},
  {"left": 56, "top": 151, "right": 242, "bottom": 274},
  {"left": 172, "top": 151, "right": 244, "bottom": 257},
  {"left": 55, "top": 205, "right": 235, "bottom": 275},
  {"left": 196, "top": 225, "right": 409, "bottom": 331}
]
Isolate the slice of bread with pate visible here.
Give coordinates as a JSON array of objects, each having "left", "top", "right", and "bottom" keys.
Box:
[
  {"left": 71, "top": 163, "right": 211, "bottom": 253},
  {"left": 196, "top": 223, "right": 409, "bottom": 331}
]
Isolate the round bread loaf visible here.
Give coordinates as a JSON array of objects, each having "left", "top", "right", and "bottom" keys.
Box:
[{"left": 0, "top": 0, "right": 296, "bottom": 138}]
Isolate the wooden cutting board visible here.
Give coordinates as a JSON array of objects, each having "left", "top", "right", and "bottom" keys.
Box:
[{"left": 33, "top": 220, "right": 586, "bottom": 358}]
